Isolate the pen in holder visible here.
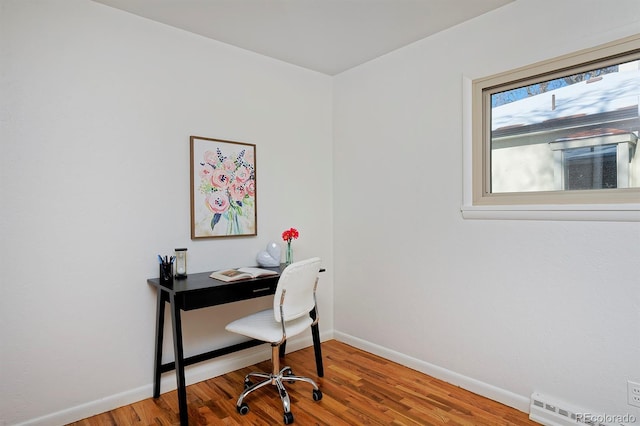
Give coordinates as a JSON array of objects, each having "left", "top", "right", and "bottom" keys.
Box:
[{"left": 158, "top": 255, "right": 174, "bottom": 286}]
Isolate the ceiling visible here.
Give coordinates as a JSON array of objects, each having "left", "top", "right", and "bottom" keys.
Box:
[{"left": 92, "top": 0, "right": 513, "bottom": 75}]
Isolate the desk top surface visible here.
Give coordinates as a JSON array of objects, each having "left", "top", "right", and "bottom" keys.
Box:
[{"left": 147, "top": 265, "right": 282, "bottom": 293}]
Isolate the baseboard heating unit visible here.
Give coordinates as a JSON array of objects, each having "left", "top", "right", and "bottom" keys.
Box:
[{"left": 529, "top": 392, "right": 634, "bottom": 426}]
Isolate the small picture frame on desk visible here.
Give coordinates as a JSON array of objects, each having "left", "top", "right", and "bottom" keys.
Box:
[{"left": 190, "top": 136, "right": 257, "bottom": 239}]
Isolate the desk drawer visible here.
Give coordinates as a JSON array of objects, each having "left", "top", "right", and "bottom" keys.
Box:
[{"left": 179, "top": 279, "right": 278, "bottom": 310}]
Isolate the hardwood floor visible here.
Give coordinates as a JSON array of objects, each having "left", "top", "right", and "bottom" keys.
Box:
[{"left": 68, "top": 340, "right": 538, "bottom": 425}]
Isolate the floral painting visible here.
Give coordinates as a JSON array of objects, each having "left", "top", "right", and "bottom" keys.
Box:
[{"left": 190, "top": 136, "right": 257, "bottom": 239}]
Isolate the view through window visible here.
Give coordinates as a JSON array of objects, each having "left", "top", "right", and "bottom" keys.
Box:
[{"left": 489, "top": 59, "right": 639, "bottom": 194}]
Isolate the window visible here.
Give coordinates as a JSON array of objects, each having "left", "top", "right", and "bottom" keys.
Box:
[
  {"left": 549, "top": 131, "right": 637, "bottom": 191},
  {"left": 562, "top": 145, "right": 617, "bottom": 190},
  {"left": 469, "top": 34, "right": 640, "bottom": 212}
]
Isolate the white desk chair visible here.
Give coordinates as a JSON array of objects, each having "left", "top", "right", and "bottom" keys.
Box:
[{"left": 225, "top": 257, "right": 323, "bottom": 424}]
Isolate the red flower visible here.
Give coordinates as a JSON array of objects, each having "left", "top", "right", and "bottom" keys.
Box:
[{"left": 282, "top": 227, "right": 299, "bottom": 242}]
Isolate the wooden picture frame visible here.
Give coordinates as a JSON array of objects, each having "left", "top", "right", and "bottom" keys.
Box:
[{"left": 190, "top": 136, "right": 257, "bottom": 239}]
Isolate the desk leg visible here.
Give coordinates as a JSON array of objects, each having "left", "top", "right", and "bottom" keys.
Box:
[
  {"left": 310, "top": 310, "right": 324, "bottom": 377},
  {"left": 170, "top": 293, "right": 189, "bottom": 426},
  {"left": 153, "top": 290, "right": 166, "bottom": 398},
  {"left": 279, "top": 315, "right": 323, "bottom": 377}
]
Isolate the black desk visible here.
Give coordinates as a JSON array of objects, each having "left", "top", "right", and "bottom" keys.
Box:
[{"left": 147, "top": 265, "right": 324, "bottom": 426}]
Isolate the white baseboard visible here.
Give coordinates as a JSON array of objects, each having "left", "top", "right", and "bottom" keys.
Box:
[
  {"left": 333, "top": 330, "right": 531, "bottom": 414},
  {"left": 15, "top": 330, "right": 333, "bottom": 426},
  {"left": 16, "top": 329, "right": 528, "bottom": 425}
]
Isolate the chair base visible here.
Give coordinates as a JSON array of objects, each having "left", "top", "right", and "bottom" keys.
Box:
[{"left": 235, "top": 346, "right": 322, "bottom": 424}]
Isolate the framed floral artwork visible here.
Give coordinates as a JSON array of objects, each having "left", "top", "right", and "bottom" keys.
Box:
[{"left": 190, "top": 136, "right": 257, "bottom": 239}]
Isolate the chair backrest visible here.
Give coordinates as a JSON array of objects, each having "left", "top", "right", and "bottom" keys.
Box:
[{"left": 273, "top": 257, "right": 321, "bottom": 323}]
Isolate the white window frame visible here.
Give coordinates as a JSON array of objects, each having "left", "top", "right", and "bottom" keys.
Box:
[{"left": 462, "top": 34, "right": 640, "bottom": 222}]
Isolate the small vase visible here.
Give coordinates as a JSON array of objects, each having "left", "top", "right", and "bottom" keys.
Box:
[{"left": 285, "top": 242, "right": 293, "bottom": 266}]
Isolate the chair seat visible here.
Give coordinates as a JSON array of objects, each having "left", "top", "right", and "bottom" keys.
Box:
[{"left": 225, "top": 308, "right": 313, "bottom": 344}]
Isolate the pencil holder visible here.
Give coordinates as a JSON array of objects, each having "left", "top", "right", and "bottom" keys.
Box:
[{"left": 159, "top": 262, "right": 173, "bottom": 286}]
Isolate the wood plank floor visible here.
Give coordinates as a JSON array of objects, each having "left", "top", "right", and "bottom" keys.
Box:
[{"left": 68, "top": 340, "right": 538, "bottom": 425}]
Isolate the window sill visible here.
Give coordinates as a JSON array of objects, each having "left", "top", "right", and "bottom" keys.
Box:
[{"left": 460, "top": 204, "right": 640, "bottom": 222}]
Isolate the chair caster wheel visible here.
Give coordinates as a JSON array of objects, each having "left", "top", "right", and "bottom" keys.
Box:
[
  {"left": 284, "top": 369, "right": 296, "bottom": 383},
  {"left": 283, "top": 411, "right": 294, "bottom": 424},
  {"left": 312, "top": 389, "right": 323, "bottom": 401},
  {"left": 243, "top": 379, "right": 252, "bottom": 390},
  {"left": 237, "top": 402, "right": 249, "bottom": 415}
]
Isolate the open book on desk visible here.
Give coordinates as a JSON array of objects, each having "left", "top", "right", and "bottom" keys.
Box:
[{"left": 209, "top": 267, "right": 278, "bottom": 282}]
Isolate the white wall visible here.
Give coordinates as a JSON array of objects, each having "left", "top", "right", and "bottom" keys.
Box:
[
  {"left": 333, "top": 0, "right": 640, "bottom": 419},
  {"left": 0, "top": 1, "right": 333, "bottom": 424}
]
